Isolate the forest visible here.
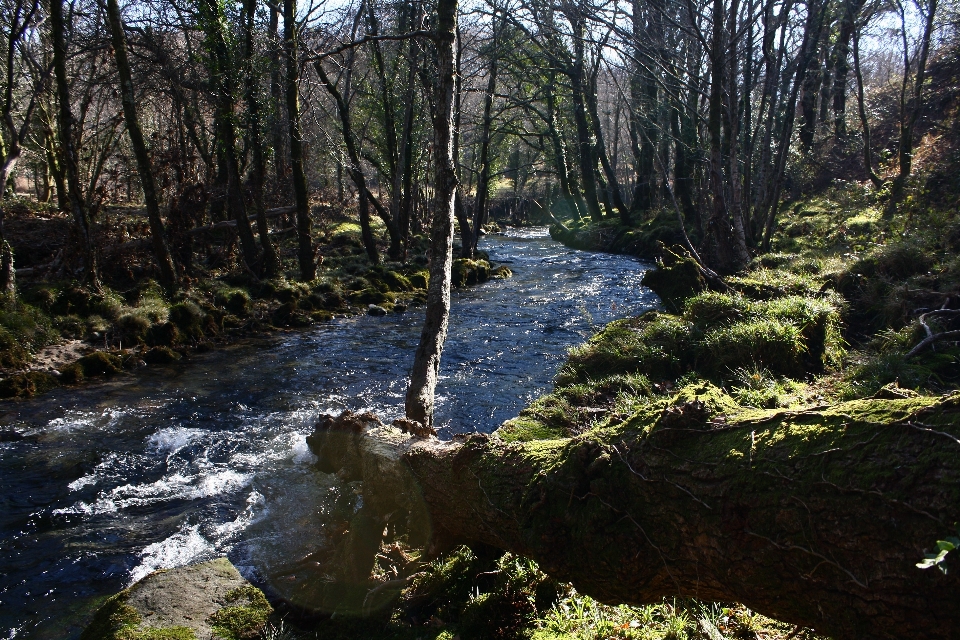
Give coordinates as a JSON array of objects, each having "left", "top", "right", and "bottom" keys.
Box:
[{"left": 0, "top": 0, "right": 959, "bottom": 636}]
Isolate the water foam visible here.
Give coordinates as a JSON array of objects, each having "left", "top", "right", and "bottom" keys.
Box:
[{"left": 128, "top": 524, "right": 214, "bottom": 584}]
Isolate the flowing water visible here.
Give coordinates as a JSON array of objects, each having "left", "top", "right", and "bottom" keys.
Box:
[{"left": 0, "top": 228, "right": 656, "bottom": 638}]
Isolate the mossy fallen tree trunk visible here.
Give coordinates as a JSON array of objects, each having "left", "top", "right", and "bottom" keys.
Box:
[{"left": 309, "top": 389, "right": 960, "bottom": 640}]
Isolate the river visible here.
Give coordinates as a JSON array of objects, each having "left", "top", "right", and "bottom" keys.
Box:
[{"left": 0, "top": 227, "right": 656, "bottom": 638}]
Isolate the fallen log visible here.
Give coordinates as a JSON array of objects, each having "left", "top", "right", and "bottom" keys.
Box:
[{"left": 307, "top": 389, "right": 960, "bottom": 640}]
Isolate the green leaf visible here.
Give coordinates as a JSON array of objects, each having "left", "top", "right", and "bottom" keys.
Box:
[
  {"left": 936, "top": 539, "right": 957, "bottom": 552},
  {"left": 916, "top": 549, "right": 949, "bottom": 570}
]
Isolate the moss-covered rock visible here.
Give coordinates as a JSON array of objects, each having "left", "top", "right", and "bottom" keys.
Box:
[
  {"left": 143, "top": 346, "right": 181, "bottom": 365},
  {"left": 409, "top": 272, "right": 429, "bottom": 290},
  {"left": 81, "top": 558, "right": 271, "bottom": 640},
  {"left": 60, "top": 351, "right": 123, "bottom": 384},
  {"left": 452, "top": 259, "right": 491, "bottom": 287},
  {"left": 146, "top": 322, "right": 181, "bottom": 348},
  {"left": 490, "top": 265, "right": 513, "bottom": 279},
  {"left": 0, "top": 370, "right": 60, "bottom": 398},
  {"left": 168, "top": 301, "right": 204, "bottom": 339}
]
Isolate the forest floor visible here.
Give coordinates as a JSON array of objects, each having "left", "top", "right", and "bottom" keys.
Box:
[
  {"left": 0, "top": 198, "right": 509, "bottom": 400},
  {"left": 260, "top": 182, "right": 958, "bottom": 640}
]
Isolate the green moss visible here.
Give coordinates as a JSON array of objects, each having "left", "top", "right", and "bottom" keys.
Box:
[
  {"left": 0, "top": 302, "right": 57, "bottom": 367},
  {"left": 683, "top": 291, "right": 749, "bottom": 327},
  {"left": 639, "top": 247, "right": 705, "bottom": 313},
  {"left": 380, "top": 270, "right": 413, "bottom": 291},
  {"left": 491, "top": 265, "right": 513, "bottom": 279},
  {"left": 80, "top": 592, "right": 197, "bottom": 640},
  {"left": 0, "top": 370, "right": 60, "bottom": 398},
  {"left": 116, "top": 313, "right": 152, "bottom": 342},
  {"left": 60, "top": 351, "right": 123, "bottom": 384},
  {"left": 207, "top": 585, "right": 273, "bottom": 640},
  {"left": 169, "top": 302, "right": 204, "bottom": 339},
  {"left": 452, "top": 259, "right": 491, "bottom": 287},
  {"left": 409, "top": 272, "right": 429, "bottom": 289},
  {"left": 143, "top": 346, "right": 181, "bottom": 365}
]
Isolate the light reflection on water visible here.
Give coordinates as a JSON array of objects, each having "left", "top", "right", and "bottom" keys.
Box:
[{"left": 0, "top": 227, "right": 655, "bottom": 638}]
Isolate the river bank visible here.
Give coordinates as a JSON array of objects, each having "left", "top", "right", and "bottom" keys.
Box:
[{"left": 0, "top": 203, "right": 511, "bottom": 400}]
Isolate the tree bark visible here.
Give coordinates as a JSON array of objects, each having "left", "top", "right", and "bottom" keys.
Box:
[
  {"left": 404, "top": 0, "right": 457, "bottom": 429},
  {"left": 199, "top": 0, "right": 261, "bottom": 273},
  {"left": 312, "top": 393, "right": 960, "bottom": 640},
  {"left": 106, "top": 0, "right": 179, "bottom": 292},
  {"left": 470, "top": 11, "right": 500, "bottom": 255},
  {"left": 283, "top": 0, "right": 317, "bottom": 280},
  {"left": 50, "top": 0, "right": 99, "bottom": 287},
  {"left": 243, "top": 0, "right": 281, "bottom": 279}
]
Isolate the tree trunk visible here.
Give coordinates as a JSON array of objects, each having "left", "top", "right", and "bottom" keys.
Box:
[
  {"left": 853, "top": 30, "right": 884, "bottom": 189},
  {"left": 312, "top": 393, "right": 960, "bottom": 640},
  {"left": 106, "top": 0, "right": 179, "bottom": 292},
  {"left": 199, "top": 0, "right": 261, "bottom": 273},
  {"left": 404, "top": 0, "right": 457, "bottom": 429},
  {"left": 313, "top": 58, "right": 381, "bottom": 266},
  {"left": 471, "top": 12, "right": 500, "bottom": 255},
  {"left": 50, "top": 0, "right": 99, "bottom": 287},
  {"left": 888, "top": 0, "right": 938, "bottom": 213},
  {"left": 0, "top": 207, "right": 14, "bottom": 301},
  {"left": 243, "top": 0, "right": 281, "bottom": 278},
  {"left": 268, "top": 4, "right": 288, "bottom": 193},
  {"left": 283, "top": 0, "right": 317, "bottom": 280},
  {"left": 832, "top": 0, "right": 866, "bottom": 138}
]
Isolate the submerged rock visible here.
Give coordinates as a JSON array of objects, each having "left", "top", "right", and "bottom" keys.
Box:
[{"left": 81, "top": 557, "right": 272, "bottom": 640}]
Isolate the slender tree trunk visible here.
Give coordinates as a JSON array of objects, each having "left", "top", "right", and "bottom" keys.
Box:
[
  {"left": 243, "top": 0, "right": 281, "bottom": 278},
  {"left": 586, "top": 77, "right": 628, "bottom": 222},
  {"left": 852, "top": 30, "right": 884, "bottom": 189},
  {"left": 283, "top": 0, "right": 317, "bottom": 279},
  {"left": 200, "top": 0, "right": 261, "bottom": 272},
  {"left": 0, "top": 207, "right": 15, "bottom": 301},
  {"left": 832, "top": 0, "right": 865, "bottom": 138},
  {"left": 405, "top": 0, "right": 457, "bottom": 429},
  {"left": 470, "top": 22, "right": 498, "bottom": 254},
  {"left": 268, "top": 4, "right": 288, "bottom": 193},
  {"left": 50, "top": 0, "right": 99, "bottom": 287},
  {"left": 888, "top": 0, "right": 938, "bottom": 213},
  {"left": 313, "top": 58, "right": 381, "bottom": 265},
  {"left": 368, "top": 5, "right": 406, "bottom": 260},
  {"left": 759, "top": 0, "right": 828, "bottom": 251},
  {"left": 106, "top": 0, "right": 178, "bottom": 292}
]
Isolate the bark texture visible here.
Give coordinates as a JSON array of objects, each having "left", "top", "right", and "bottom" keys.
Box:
[
  {"left": 312, "top": 391, "right": 960, "bottom": 640},
  {"left": 106, "top": 0, "right": 178, "bottom": 291},
  {"left": 404, "top": 0, "right": 457, "bottom": 428}
]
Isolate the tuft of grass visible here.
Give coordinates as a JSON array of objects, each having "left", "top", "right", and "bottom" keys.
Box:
[{"left": 700, "top": 317, "right": 807, "bottom": 378}]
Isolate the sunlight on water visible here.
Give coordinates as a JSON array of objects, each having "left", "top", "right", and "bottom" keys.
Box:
[{"left": 0, "top": 228, "right": 656, "bottom": 638}]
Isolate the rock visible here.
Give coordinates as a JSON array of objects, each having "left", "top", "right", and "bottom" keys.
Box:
[
  {"left": 393, "top": 303, "right": 408, "bottom": 313},
  {"left": 81, "top": 557, "right": 272, "bottom": 640},
  {"left": 143, "top": 346, "right": 182, "bottom": 365},
  {"left": 367, "top": 304, "right": 388, "bottom": 316}
]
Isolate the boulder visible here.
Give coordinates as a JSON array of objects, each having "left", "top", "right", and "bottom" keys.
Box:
[{"left": 81, "top": 558, "right": 272, "bottom": 640}]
